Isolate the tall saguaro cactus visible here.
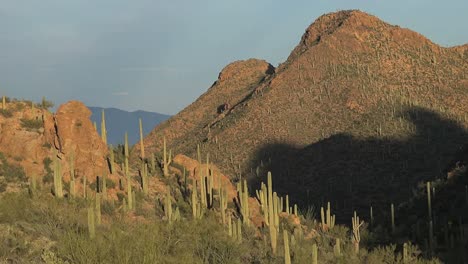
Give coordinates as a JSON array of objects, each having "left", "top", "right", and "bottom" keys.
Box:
[
  {"left": 69, "top": 152, "right": 76, "bottom": 198},
  {"left": 267, "top": 172, "right": 277, "bottom": 255},
  {"left": 53, "top": 152, "right": 63, "bottom": 198},
  {"left": 1, "top": 96, "right": 5, "bottom": 110},
  {"left": 352, "top": 211, "right": 363, "bottom": 253},
  {"left": 321, "top": 202, "right": 335, "bottom": 231},
  {"left": 124, "top": 133, "right": 132, "bottom": 210},
  {"left": 139, "top": 118, "right": 145, "bottom": 159},
  {"left": 426, "top": 182, "right": 432, "bottom": 220},
  {"left": 163, "top": 137, "right": 170, "bottom": 177},
  {"left": 101, "top": 110, "right": 107, "bottom": 145},
  {"left": 87, "top": 206, "right": 95, "bottom": 239},
  {"left": 283, "top": 229, "right": 291, "bottom": 264}
]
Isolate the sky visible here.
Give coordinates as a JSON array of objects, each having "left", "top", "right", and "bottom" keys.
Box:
[{"left": 0, "top": 1, "right": 467, "bottom": 115}]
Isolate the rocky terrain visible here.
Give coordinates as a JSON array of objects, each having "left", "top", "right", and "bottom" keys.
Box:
[
  {"left": 0, "top": 100, "right": 122, "bottom": 196},
  {"left": 136, "top": 10, "right": 468, "bottom": 215}
]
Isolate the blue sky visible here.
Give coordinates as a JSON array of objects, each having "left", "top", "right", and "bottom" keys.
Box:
[{"left": 1, "top": 0, "right": 467, "bottom": 114}]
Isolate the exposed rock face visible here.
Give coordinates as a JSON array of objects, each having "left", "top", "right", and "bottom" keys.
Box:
[
  {"left": 51, "top": 101, "right": 110, "bottom": 182},
  {"left": 0, "top": 100, "right": 121, "bottom": 195},
  {"left": 132, "top": 58, "right": 275, "bottom": 160}
]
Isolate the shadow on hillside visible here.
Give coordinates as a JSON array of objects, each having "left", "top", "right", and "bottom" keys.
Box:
[{"left": 249, "top": 106, "right": 468, "bottom": 260}]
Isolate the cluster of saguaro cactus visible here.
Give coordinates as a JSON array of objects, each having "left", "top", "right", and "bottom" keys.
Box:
[
  {"left": 255, "top": 172, "right": 300, "bottom": 255},
  {"left": 165, "top": 188, "right": 180, "bottom": 222},
  {"left": 229, "top": 217, "right": 243, "bottom": 242},
  {"left": 321, "top": 202, "right": 335, "bottom": 231},
  {"left": 219, "top": 185, "right": 228, "bottom": 224},
  {"left": 53, "top": 151, "right": 63, "bottom": 198},
  {"left": 352, "top": 211, "right": 364, "bottom": 253},
  {"left": 191, "top": 180, "right": 204, "bottom": 219}
]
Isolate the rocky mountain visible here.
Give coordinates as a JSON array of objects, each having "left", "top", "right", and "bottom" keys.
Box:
[
  {"left": 135, "top": 10, "right": 468, "bottom": 215},
  {"left": 89, "top": 107, "right": 170, "bottom": 146}
]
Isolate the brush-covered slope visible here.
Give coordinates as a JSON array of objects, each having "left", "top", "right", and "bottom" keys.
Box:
[{"left": 136, "top": 10, "right": 468, "bottom": 214}]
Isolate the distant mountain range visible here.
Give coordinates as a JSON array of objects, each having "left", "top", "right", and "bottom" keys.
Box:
[{"left": 89, "top": 107, "right": 170, "bottom": 146}]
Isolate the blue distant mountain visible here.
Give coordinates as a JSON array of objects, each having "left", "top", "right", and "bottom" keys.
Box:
[{"left": 88, "top": 107, "right": 170, "bottom": 146}]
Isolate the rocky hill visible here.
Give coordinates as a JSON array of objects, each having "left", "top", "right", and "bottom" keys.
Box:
[
  {"left": 135, "top": 10, "right": 468, "bottom": 216},
  {"left": 0, "top": 100, "right": 122, "bottom": 196}
]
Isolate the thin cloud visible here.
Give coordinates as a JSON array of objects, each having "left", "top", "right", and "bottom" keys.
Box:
[
  {"left": 119, "top": 67, "right": 179, "bottom": 73},
  {"left": 112, "top": 91, "right": 129, "bottom": 96}
]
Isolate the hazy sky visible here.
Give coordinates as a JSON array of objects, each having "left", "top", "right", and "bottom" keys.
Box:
[{"left": 1, "top": 1, "right": 467, "bottom": 114}]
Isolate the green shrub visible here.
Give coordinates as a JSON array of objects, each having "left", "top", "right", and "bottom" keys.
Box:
[
  {"left": 0, "top": 153, "right": 27, "bottom": 183},
  {"left": 0, "top": 109, "right": 13, "bottom": 118},
  {"left": 20, "top": 118, "right": 43, "bottom": 131},
  {"left": 43, "top": 157, "right": 53, "bottom": 184}
]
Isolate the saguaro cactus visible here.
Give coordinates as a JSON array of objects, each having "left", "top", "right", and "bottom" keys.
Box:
[
  {"left": 53, "top": 153, "right": 63, "bottom": 198},
  {"left": 109, "top": 145, "right": 115, "bottom": 174},
  {"left": 95, "top": 193, "right": 102, "bottom": 225},
  {"left": 101, "top": 109, "right": 107, "bottom": 145},
  {"left": 163, "top": 137, "right": 170, "bottom": 177},
  {"left": 69, "top": 153, "right": 76, "bottom": 198},
  {"left": 139, "top": 118, "right": 145, "bottom": 159},
  {"left": 312, "top": 243, "right": 318, "bottom": 264},
  {"left": 237, "top": 180, "right": 250, "bottom": 226},
  {"left": 124, "top": 133, "right": 132, "bottom": 210},
  {"left": 165, "top": 188, "right": 173, "bottom": 222},
  {"left": 283, "top": 229, "right": 291, "bottom": 264},
  {"left": 334, "top": 238, "right": 341, "bottom": 256},
  {"left": 87, "top": 206, "right": 96, "bottom": 239},
  {"left": 141, "top": 162, "right": 149, "bottom": 195},
  {"left": 352, "top": 211, "right": 364, "bottom": 253},
  {"left": 427, "top": 182, "right": 432, "bottom": 220},
  {"left": 321, "top": 202, "right": 335, "bottom": 231},
  {"left": 2, "top": 96, "right": 5, "bottom": 110},
  {"left": 403, "top": 242, "right": 408, "bottom": 263},
  {"left": 267, "top": 172, "right": 277, "bottom": 255},
  {"left": 391, "top": 203, "right": 395, "bottom": 233}
]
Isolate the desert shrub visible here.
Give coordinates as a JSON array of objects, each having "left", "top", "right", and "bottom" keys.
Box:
[
  {"left": 20, "top": 118, "right": 43, "bottom": 131},
  {"left": 0, "top": 109, "right": 13, "bottom": 118},
  {"left": 41, "top": 98, "right": 54, "bottom": 110},
  {"left": 0, "top": 153, "right": 27, "bottom": 183},
  {"left": 89, "top": 178, "right": 116, "bottom": 193},
  {"left": 43, "top": 157, "right": 53, "bottom": 184}
]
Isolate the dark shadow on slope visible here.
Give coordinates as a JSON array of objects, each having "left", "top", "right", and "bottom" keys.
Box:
[{"left": 249, "top": 106, "right": 468, "bottom": 260}]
